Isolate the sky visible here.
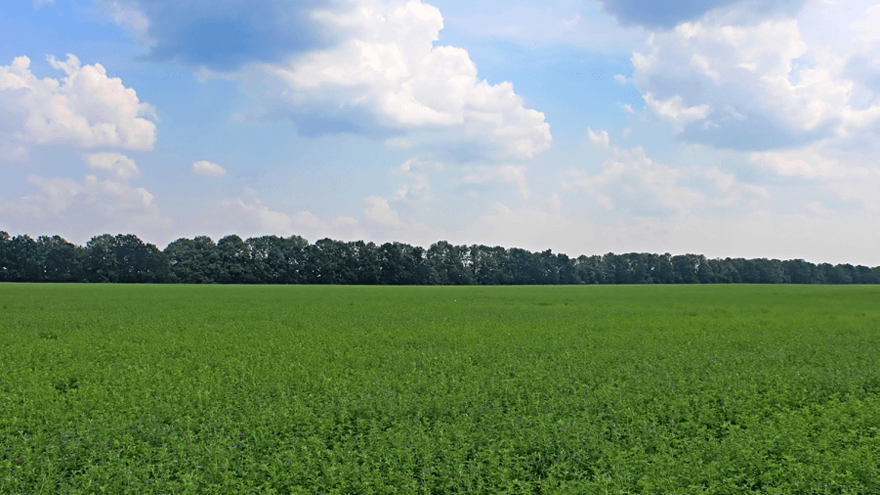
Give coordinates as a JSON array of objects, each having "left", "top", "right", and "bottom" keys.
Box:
[{"left": 1, "top": 0, "right": 879, "bottom": 265}]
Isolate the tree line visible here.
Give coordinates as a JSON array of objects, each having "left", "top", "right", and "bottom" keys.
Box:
[{"left": 1, "top": 231, "right": 878, "bottom": 285}]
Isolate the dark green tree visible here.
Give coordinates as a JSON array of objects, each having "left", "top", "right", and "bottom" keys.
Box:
[
  {"left": 37, "top": 235, "right": 83, "bottom": 282},
  {"left": 85, "top": 234, "right": 120, "bottom": 283},
  {"left": 0, "top": 231, "right": 10, "bottom": 282},
  {"left": 428, "top": 241, "right": 474, "bottom": 285},
  {"left": 164, "top": 236, "right": 220, "bottom": 283},
  {"left": 217, "top": 235, "right": 252, "bottom": 284}
]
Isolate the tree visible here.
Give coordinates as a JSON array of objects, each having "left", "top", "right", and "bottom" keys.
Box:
[
  {"left": 782, "top": 259, "right": 815, "bottom": 284},
  {"left": 307, "top": 238, "right": 358, "bottom": 284},
  {"left": 428, "top": 241, "right": 473, "bottom": 285},
  {"left": 351, "top": 240, "right": 380, "bottom": 285},
  {"left": 164, "top": 236, "right": 220, "bottom": 283},
  {"left": 113, "top": 234, "right": 168, "bottom": 283},
  {"left": 672, "top": 254, "right": 702, "bottom": 284},
  {"left": 38, "top": 235, "right": 83, "bottom": 282},
  {"left": 574, "top": 255, "right": 605, "bottom": 284},
  {"left": 0, "top": 231, "right": 10, "bottom": 282},
  {"left": 471, "top": 245, "right": 509, "bottom": 285},
  {"left": 217, "top": 234, "right": 251, "bottom": 284},
  {"left": 556, "top": 253, "right": 578, "bottom": 284}
]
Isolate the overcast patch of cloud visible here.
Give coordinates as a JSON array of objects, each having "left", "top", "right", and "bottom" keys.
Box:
[
  {"left": 104, "top": 0, "right": 343, "bottom": 71},
  {"left": 251, "top": 0, "right": 551, "bottom": 161},
  {"left": 0, "top": 54, "right": 157, "bottom": 153},
  {"left": 597, "top": 0, "right": 806, "bottom": 29},
  {"left": 432, "top": 0, "right": 647, "bottom": 53}
]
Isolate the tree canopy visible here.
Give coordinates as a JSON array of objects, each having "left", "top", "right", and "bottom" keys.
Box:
[{"left": 0, "top": 230, "right": 877, "bottom": 285}]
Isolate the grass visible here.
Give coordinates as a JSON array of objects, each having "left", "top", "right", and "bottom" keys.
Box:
[{"left": 1, "top": 284, "right": 879, "bottom": 494}]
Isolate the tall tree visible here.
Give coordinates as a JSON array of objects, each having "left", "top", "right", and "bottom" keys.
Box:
[
  {"left": 217, "top": 234, "right": 252, "bottom": 284},
  {"left": 351, "top": 240, "right": 380, "bottom": 285},
  {"left": 113, "top": 234, "right": 168, "bottom": 283},
  {"left": 782, "top": 259, "right": 815, "bottom": 284},
  {"left": 85, "top": 234, "right": 120, "bottom": 283},
  {"left": 0, "top": 231, "right": 10, "bottom": 282},
  {"left": 38, "top": 235, "right": 83, "bottom": 282},
  {"left": 672, "top": 254, "right": 702, "bottom": 284},
  {"left": 428, "top": 241, "right": 473, "bottom": 285},
  {"left": 164, "top": 236, "right": 220, "bottom": 283}
]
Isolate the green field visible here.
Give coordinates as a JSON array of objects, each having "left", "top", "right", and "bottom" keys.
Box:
[{"left": 1, "top": 284, "right": 879, "bottom": 494}]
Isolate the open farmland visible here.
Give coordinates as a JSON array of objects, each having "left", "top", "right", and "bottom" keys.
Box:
[{"left": 1, "top": 284, "right": 879, "bottom": 494}]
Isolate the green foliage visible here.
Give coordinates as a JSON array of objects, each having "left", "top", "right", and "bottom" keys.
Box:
[
  {"left": 4, "top": 230, "right": 880, "bottom": 285},
  {"left": 1, "top": 284, "right": 879, "bottom": 493}
]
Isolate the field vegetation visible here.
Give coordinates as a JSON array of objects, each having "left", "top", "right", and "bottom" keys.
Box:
[{"left": 1, "top": 284, "right": 879, "bottom": 493}]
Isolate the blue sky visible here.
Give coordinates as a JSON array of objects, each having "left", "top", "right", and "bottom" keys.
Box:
[{"left": 1, "top": 0, "right": 879, "bottom": 265}]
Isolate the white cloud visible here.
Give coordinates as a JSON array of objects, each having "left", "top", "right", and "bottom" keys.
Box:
[
  {"left": 255, "top": 0, "right": 551, "bottom": 160},
  {"left": 642, "top": 93, "right": 710, "bottom": 125},
  {"left": 192, "top": 160, "right": 226, "bottom": 177},
  {"left": 393, "top": 158, "right": 439, "bottom": 202},
  {"left": 442, "top": 188, "right": 880, "bottom": 265},
  {"left": 0, "top": 172, "right": 169, "bottom": 235},
  {"left": 0, "top": 143, "right": 28, "bottom": 160},
  {"left": 0, "top": 54, "right": 157, "bottom": 152},
  {"left": 630, "top": 12, "right": 880, "bottom": 149},
  {"left": 84, "top": 152, "right": 141, "bottom": 180},
  {"left": 105, "top": 1, "right": 151, "bottom": 43},
  {"left": 364, "top": 195, "right": 404, "bottom": 227},
  {"left": 563, "top": 145, "right": 768, "bottom": 215},
  {"left": 614, "top": 73, "right": 628, "bottom": 84},
  {"left": 749, "top": 140, "right": 880, "bottom": 211},
  {"left": 460, "top": 164, "right": 532, "bottom": 199},
  {"left": 587, "top": 127, "right": 610, "bottom": 149},
  {"left": 214, "top": 198, "right": 363, "bottom": 241}
]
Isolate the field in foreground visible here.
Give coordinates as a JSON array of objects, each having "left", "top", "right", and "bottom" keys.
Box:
[{"left": 1, "top": 284, "right": 878, "bottom": 494}]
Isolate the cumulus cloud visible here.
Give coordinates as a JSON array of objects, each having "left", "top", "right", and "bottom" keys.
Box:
[
  {"left": 364, "top": 195, "right": 404, "bottom": 227},
  {"left": 255, "top": 0, "right": 552, "bottom": 160},
  {"left": 0, "top": 54, "right": 157, "bottom": 152},
  {"left": 630, "top": 13, "right": 880, "bottom": 150},
  {"left": 563, "top": 146, "right": 768, "bottom": 215},
  {"left": 84, "top": 152, "right": 141, "bottom": 180},
  {"left": 192, "top": 160, "right": 227, "bottom": 177},
  {"left": 642, "top": 93, "right": 710, "bottom": 126}
]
